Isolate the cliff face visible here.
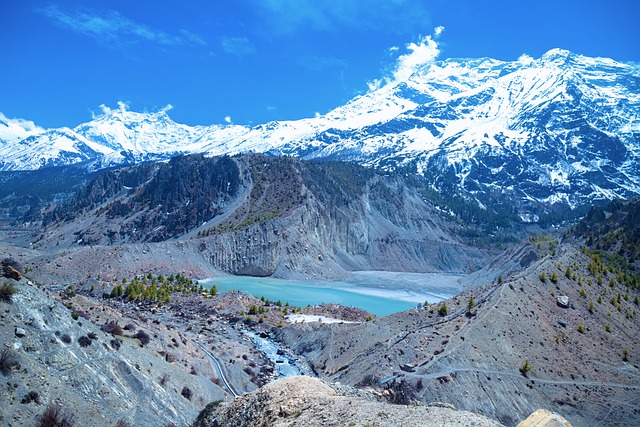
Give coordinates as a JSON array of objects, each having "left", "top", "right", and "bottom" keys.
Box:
[{"left": 32, "top": 154, "right": 492, "bottom": 278}]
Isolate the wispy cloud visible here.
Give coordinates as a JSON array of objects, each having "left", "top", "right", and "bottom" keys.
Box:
[
  {"left": 248, "top": 0, "right": 430, "bottom": 35},
  {"left": 392, "top": 34, "right": 440, "bottom": 82},
  {"left": 368, "top": 27, "right": 444, "bottom": 91},
  {"left": 37, "top": 5, "right": 207, "bottom": 48},
  {"left": 220, "top": 36, "right": 256, "bottom": 57}
]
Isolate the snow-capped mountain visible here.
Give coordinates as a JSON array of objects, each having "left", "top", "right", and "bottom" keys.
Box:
[{"left": 1, "top": 48, "right": 639, "bottom": 217}]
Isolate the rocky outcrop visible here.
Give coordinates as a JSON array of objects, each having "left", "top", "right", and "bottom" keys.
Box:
[
  {"left": 2, "top": 258, "right": 23, "bottom": 280},
  {"left": 32, "top": 154, "right": 493, "bottom": 278},
  {"left": 517, "top": 409, "right": 573, "bottom": 427},
  {"left": 192, "top": 376, "right": 505, "bottom": 427}
]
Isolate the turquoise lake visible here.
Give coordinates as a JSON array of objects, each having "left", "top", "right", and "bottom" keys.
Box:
[{"left": 201, "top": 271, "right": 463, "bottom": 316}]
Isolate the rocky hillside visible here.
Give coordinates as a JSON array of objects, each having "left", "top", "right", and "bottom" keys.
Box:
[
  {"left": 29, "top": 154, "right": 497, "bottom": 280},
  {"left": 0, "top": 274, "right": 227, "bottom": 426},
  {"left": 271, "top": 199, "right": 640, "bottom": 426},
  {"left": 191, "top": 375, "right": 506, "bottom": 427}
]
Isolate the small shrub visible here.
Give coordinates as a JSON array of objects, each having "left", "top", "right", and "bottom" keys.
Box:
[
  {"left": 539, "top": 272, "right": 547, "bottom": 283},
  {"left": 622, "top": 347, "right": 629, "bottom": 362},
  {"left": 134, "top": 330, "right": 151, "bottom": 346},
  {"left": 87, "top": 332, "right": 98, "bottom": 340},
  {"left": 21, "top": 390, "right": 41, "bottom": 404},
  {"left": 519, "top": 359, "right": 532, "bottom": 376},
  {"left": 110, "top": 339, "right": 122, "bottom": 350},
  {"left": 0, "top": 348, "right": 19, "bottom": 376},
  {"left": 0, "top": 281, "right": 18, "bottom": 302},
  {"left": 70, "top": 312, "right": 79, "bottom": 321},
  {"left": 78, "top": 336, "right": 92, "bottom": 347},
  {"left": 577, "top": 323, "right": 585, "bottom": 334},
  {"left": 467, "top": 297, "right": 476, "bottom": 309},
  {"left": 605, "top": 324, "right": 612, "bottom": 333},
  {"left": 39, "top": 403, "right": 75, "bottom": 427},
  {"left": 438, "top": 302, "right": 448, "bottom": 316},
  {"left": 102, "top": 322, "right": 124, "bottom": 336},
  {"left": 550, "top": 271, "right": 558, "bottom": 283},
  {"left": 61, "top": 334, "right": 72, "bottom": 344},
  {"left": 124, "top": 324, "right": 135, "bottom": 331},
  {"left": 181, "top": 386, "right": 193, "bottom": 400},
  {"left": 115, "top": 420, "right": 130, "bottom": 427}
]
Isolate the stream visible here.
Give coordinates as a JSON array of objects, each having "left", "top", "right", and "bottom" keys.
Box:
[{"left": 243, "top": 329, "right": 311, "bottom": 378}]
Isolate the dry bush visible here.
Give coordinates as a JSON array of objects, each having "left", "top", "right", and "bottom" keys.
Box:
[
  {"left": 0, "top": 347, "right": 19, "bottom": 376},
  {"left": 134, "top": 330, "right": 151, "bottom": 346},
  {"left": 0, "top": 281, "right": 18, "bottom": 302},
  {"left": 181, "top": 386, "right": 193, "bottom": 400},
  {"left": 77, "top": 336, "right": 92, "bottom": 347},
  {"left": 39, "top": 403, "right": 75, "bottom": 427},
  {"left": 102, "top": 322, "right": 124, "bottom": 336}
]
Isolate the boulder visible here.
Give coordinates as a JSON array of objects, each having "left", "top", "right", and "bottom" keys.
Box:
[
  {"left": 517, "top": 409, "right": 572, "bottom": 427},
  {"left": 556, "top": 295, "right": 569, "bottom": 308}
]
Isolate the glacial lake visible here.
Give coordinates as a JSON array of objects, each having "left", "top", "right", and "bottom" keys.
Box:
[{"left": 201, "top": 271, "right": 463, "bottom": 316}]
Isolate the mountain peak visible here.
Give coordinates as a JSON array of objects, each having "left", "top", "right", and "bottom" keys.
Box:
[{"left": 1, "top": 50, "right": 638, "bottom": 219}]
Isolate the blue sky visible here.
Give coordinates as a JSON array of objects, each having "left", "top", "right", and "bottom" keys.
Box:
[{"left": 1, "top": 0, "right": 638, "bottom": 129}]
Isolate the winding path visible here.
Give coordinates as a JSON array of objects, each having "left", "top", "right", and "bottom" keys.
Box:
[{"left": 195, "top": 342, "right": 240, "bottom": 398}]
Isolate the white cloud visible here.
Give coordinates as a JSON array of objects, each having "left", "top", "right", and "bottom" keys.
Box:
[
  {"left": 314, "top": 112, "right": 321, "bottom": 118},
  {"left": 0, "top": 112, "right": 45, "bottom": 133},
  {"left": 98, "top": 104, "right": 112, "bottom": 115},
  {"left": 224, "top": 116, "right": 232, "bottom": 124},
  {"left": 392, "top": 34, "right": 440, "bottom": 82},
  {"left": 220, "top": 36, "right": 256, "bottom": 57},
  {"left": 0, "top": 112, "right": 46, "bottom": 143},
  {"left": 161, "top": 104, "right": 174, "bottom": 112},
  {"left": 367, "top": 79, "right": 382, "bottom": 92},
  {"left": 37, "top": 5, "right": 207, "bottom": 49},
  {"left": 518, "top": 54, "right": 534, "bottom": 65},
  {"left": 434, "top": 26, "right": 444, "bottom": 37},
  {"left": 367, "top": 27, "right": 443, "bottom": 92}
]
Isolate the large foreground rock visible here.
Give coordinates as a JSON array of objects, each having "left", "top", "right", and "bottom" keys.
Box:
[{"left": 193, "top": 376, "right": 505, "bottom": 427}]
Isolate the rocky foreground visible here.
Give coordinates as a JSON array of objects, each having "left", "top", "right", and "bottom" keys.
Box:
[{"left": 192, "top": 375, "right": 505, "bottom": 427}]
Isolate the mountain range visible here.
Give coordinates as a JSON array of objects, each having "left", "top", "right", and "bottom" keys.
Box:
[{"left": 2, "top": 48, "right": 639, "bottom": 221}]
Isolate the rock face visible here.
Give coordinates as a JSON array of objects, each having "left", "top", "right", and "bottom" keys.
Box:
[
  {"left": 192, "top": 375, "right": 506, "bottom": 427},
  {"left": 32, "top": 154, "right": 492, "bottom": 279}
]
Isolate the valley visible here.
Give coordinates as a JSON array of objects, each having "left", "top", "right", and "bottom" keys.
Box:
[{"left": 1, "top": 47, "right": 639, "bottom": 427}]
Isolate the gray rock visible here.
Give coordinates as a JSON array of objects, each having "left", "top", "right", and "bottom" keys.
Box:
[{"left": 15, "top": 327, "right": 26, "bottom": 337}]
